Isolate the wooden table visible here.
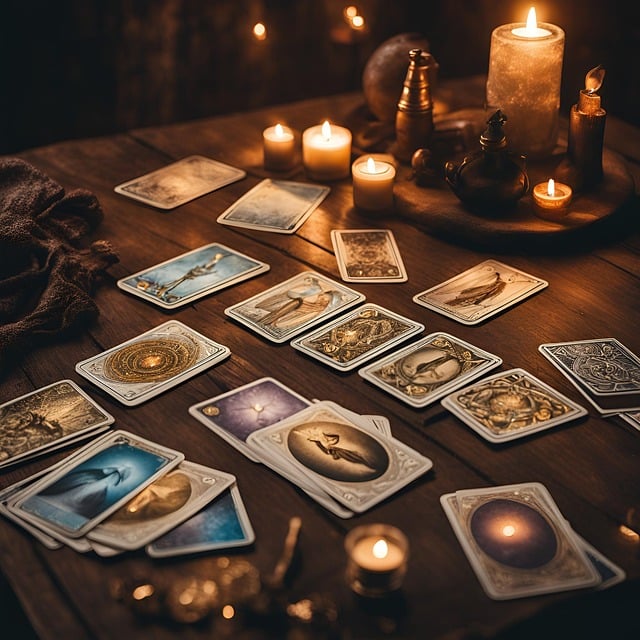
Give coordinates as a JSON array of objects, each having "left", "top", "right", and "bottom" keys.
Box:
[{"left": 1, "top": 81, "right": 639, "bottom": 640}]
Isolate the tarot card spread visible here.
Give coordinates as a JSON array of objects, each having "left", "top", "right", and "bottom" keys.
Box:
[
  {"left": 413, "top": 259, "right": 548, "bottom": 325},
  {"left": 225, "top": 271, "right": 366, "bottom": 343},
  {"left": 440, "top": 482, "right": 601, "bottom": 600},
  {"left": 538, "top": 338, "right": 640, "bottom": 414},
  {"left": 114, "top": 155, "right": 246, "bottom": 209},
  {"left": 291, "top": 303, "right": 424, "bottom": 371},
  {"left": 117, "top": 243, "right": 269, "bottom": 309},
  {"left": 246, "top": 401, "right": 433, "bottom": 513},
  {"left": 358, "top": 333, "right": 502, "bottom": 408},
  {"left": 0, "top": 380, "right": 114, "bottom": 469},
  {"left": 87, "top": 461, "right": 236, "bottom": 552},
  {"left": 8, "top": 430, "right": 184, "bottom": 540},
  {"left": 331, "top": 229, "right": 408, "bottom": 283},
  {"left": 217, "top": 178, "right": 330, "bottom": 233},
  {"left": 75, "top": 320, "right": 230, "bottom": 406},
  {"left": 441, "top": 368, "right": 587, "bottom": 443}
]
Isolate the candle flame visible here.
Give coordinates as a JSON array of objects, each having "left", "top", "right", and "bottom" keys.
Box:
[
  {"left": 252, "top": 22, "right": 267, "bottom": 41},
  {"left": 321, "top": 120, "right": 332, "bottom": 141},
  {"left": 585, "top": 65, "right": 606, "bottom": 94},
  {"left": 372, "top": 538, "right": 389, "bottom": 559},
  {"left": 366, "top": 156, "right": 376, "bottom": 173},
  {"left": 525, "top": 6, "right": 537, "bottom": 31},
  {"left": 547, "top": 178, "right": 555, "bottom": 196},
  {"left": 502, "top": 525, "right": 516, "bottom": 537},
  {"left": 222, "top": 605, "right": 235, "bottom": 619},
  {"left": 274, "top": 123, "right": 284, "bottom": 138}
]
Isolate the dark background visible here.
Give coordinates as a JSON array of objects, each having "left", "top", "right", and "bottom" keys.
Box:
[{"left": 1, "top": 0, "right": 638, "bottom": 154}]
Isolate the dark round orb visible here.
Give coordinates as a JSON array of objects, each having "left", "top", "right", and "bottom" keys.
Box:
[
  {"left": 362, "top": 32, "right": 431, "bottom": 123},
  {"left": 470, "top": 499, "right": 558, "bottom": 569}
]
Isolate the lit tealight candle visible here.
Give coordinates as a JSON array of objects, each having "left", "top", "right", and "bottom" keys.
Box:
[
  {"left": 533, "top": 178, "right": 572, "bottom": 219},
  {"left": 352, "top": 155, "right": 396, "bottom": 211},
  {"left": 302, "top": 120, "right": 352, "bottom": 181},
  {"left": 344, "top": 524, "right": 409, "bottom": 597},
  {"left": 486, "top": 6, "right": 565, "bottom": 159},
  {"left": 263, "top": 123, "right": 296, "bottom": 172}
]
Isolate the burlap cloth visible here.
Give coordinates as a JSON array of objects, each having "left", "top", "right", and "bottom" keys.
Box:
[{"left": 0, "top": 158, "right": 118, "bottom": 372}]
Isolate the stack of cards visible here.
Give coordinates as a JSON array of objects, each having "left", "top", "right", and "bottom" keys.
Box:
[
  {"left": 225, "top": 271, "right": 365, "bottom": 344},
  {"left": 114, "top": 155, "right": 246, "bottom": 209},
  {"left": 441, "top": 368, "right": 587, "bottom": 443},
  {"left": 0, "top": 380, "right": 114, "bottom": 470},
  {"left": 1, "top": 430, "right": 255, "bottom": 557},
  {"left": 331, "top": 229, "right": 408, "bottom": 283},
  {"left": 117, "top": 242, "right": 269, "bottom": 309},
  {"left": 190, "top": 378, "right": 430, "bottom": 518},
  {"left": 358, "top": 332, "right": 502, "bottom": 408},
  {"left": 75, "top": 320, "right": 231, "bottom": 406},
  {"left": 413, "top": 259, "right": 548, "bottom": 325},
  {"left": 539, "top": 338, "right": 640, "bottom": 416},
  {"left": 291, "top": 303, "right": 424, "bottom": 372},
  {"left": 217, "top": 178, "right": 330, "bottom": 234},
  {"left": 441, "top": 482, "right": 625, "bottom": 600}
]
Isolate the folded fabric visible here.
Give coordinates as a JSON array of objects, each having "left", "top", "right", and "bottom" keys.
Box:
[{"left": 0, "top": 158, "right": 118, "bottom": 372}]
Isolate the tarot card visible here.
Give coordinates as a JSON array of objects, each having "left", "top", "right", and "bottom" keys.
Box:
[
  {"left": 114, "top": 155, "right": 246, "bottom": 209},
  {"left": 619, "top": 410, "right": 640, "bottom": 432},
  {"left": 0, "top": 379, "right": 114, "bottom": 469},
  {"left": 440, "top": 482, "right": 601, "bottom": 599},
  {"left": 8, "top": 430, "right": 184, "bottom": 539},
  {"left": 317, "top": 400, "right": 392, "bottom": 439},
  {"left": 75, "top": 320, "right": 231, "bottom": 406},
  {"left": 291, "top": 303, "right": 424, "bottom": 371},
  {"left": 572, "top": 531, "right": 626, "bottom": 590},
  {"left": 117, "top": 243, "right": 269, "bottom": 309},
  {"left": 217, "top": 178, "right": 329, "bottom": 233},
  {"left": 0, "top": 463, "right": 66, "bottom": 549},
  {"left": 146, "top": 483, "right": 255, "bottom": 557},
  {"left": 359, "top": 333, "right": 502, "bottom": 408},
  {"left": 331, "top": 229, "right": 408, "bottom": 283},
  {"left": 87, "top": 462, "right": 236, "bottom": 551},
  {"left": 413, "top": 259, "right": 548, "bottom": 325},
  {"left": 189, "top": 377, "right": 311, "bottom": 462},
  {"left": 539, "top": 339, "right": 640, "bottom": 413},
  {"left": 225, "top": 271, "right": 366, "bottom": 343},
  {"left": 246, "top": 401, "right": 433, "bottom": 513},
  {"left": 441, "top": 368, "right": 587, "bottom": 443}
]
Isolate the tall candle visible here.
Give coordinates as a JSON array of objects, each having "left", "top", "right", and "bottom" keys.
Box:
[
  {"left": 486, "top": 7, "right": 565, "bottom": 159},
  {"left": 263, "top": 123, "right": 296, "bottom": 171},
  {"left": 344, "top": 523, "right": 409, "bottom": 597},
  {"left": 352, "top": 155, "right": 396, "bottom": 211},
  {"left": 302, "top": 120, "right": 352, "bottom": 181}
]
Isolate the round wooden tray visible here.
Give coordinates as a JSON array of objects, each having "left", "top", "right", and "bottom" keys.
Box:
[{"left": 392, "top": 147, "right": 636, "bottom": 252}]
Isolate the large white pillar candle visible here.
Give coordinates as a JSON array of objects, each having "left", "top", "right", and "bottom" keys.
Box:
[
  {"left": 302, "top": 120, "right": 352, "bottom": 181},
  {"left": 486, "top": 7, "right": 565, "bottom": 159}
]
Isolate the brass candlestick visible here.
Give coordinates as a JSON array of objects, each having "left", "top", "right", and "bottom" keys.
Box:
[{"left": 393, "top": 48, "right": 434, "bottom": 164}]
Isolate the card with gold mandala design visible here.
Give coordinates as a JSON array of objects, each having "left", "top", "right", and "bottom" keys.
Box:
[
  {"left": 75, "top": 320, "right": 230, "bottom": 406},
  {"left": 441, "top": 368, "right": 587, "bottom": 443}
]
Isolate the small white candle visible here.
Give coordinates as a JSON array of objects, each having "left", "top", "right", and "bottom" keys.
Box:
[
  {"left": 532, "top": 178, "right": 572, "bottom": 219},
  {"left": 302, "top": 120, "right": 352, "bottom": 181},
  {"left": 486, "top": 6, "right": 565, "bottom": 159},
  {"left": 344, "top": 524, "right": 409, "bottom": 597},
  {"left": 263, "top": 123, "right": 296, "bottom": 171},
  {"left": 352, "top": 155, "right": 396, "bottom": 211}
]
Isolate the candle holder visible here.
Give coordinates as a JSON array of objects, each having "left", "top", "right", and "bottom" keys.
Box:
[
  {"left": 344, "top": 523, "right": 409, "bottom": 598},
  {"left": 532, "top": 179, "right": 572, "bottom": 221}
]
